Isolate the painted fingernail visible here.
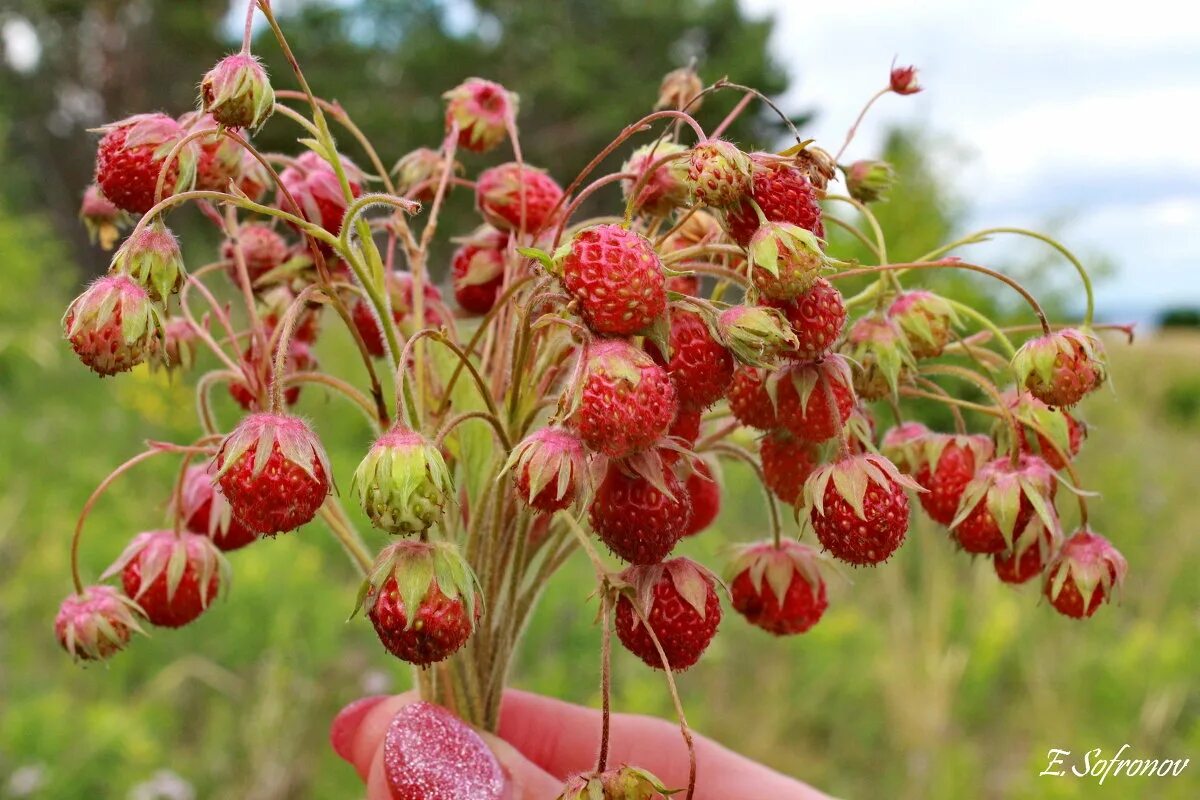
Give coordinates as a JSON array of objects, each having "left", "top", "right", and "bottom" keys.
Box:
[
  {"left": 330, "top": 694, "right": 388, "bottom": 763},
  {"left": 384, "top": 701, "right": 506, "bottom": 800}
]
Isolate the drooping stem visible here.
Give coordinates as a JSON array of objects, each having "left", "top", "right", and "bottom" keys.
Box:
[
  {"left": 944, "top": 297, "right": 1017, "bottom": 357},
  {"left": 921, "top": 364, "right": 1022, "bottom": 465},
  {"left": 70, "top": 443, "right": 212, "bottom": 593},
  {"left": 824, "top": 215, "right": 882, "bottom": 261},
  {"left": 824, "top": 194, "right": 889, "bottom": 268},
  {"left": 285, "top": 372, "right": 382, "bottom": 429},
  {"left": 835, "top": 87, "right": 889, "bottom": 162},
  {"left": 831, "top": 259, "right": 1052, "bottom": 335},
  {"left": 539, "top": 109, "right": 707, "bottom": 236},
  {"left": 710, "top": 443, "right": 783, "bottom": 547},
  {"left": 628, "top": 601, "right": 697, "bottom": 800},
  {"left": 433, "top": 410, "right": 512, "bottom": 451},
  {"left": 917, "top": 226, "right": 1096, "bottom": 326},
  {"left": 316, "top": 501, "right": 372, "bottom": 575},
  {"left": 267, "top": 284, "right": 323, "bottom": 413},
  {"left": 596, "top": 591, "right": 613, "bottom": 773},
  {"left": 912, "top": 377, "right": 967, "bottom": 433},
  {"left": 241, "top": 0, "right": 256, "bottom": 53}
]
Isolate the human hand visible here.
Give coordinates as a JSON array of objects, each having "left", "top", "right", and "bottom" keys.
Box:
[{"left": 331, "top": 688, "right": 835, "bottom": 799}]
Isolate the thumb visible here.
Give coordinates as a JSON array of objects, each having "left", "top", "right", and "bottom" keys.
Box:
[
  {"left": 330, "top": 693, "right": 563, "bottom": 799},
  {"left": 479, "top": 731, "right": 568, "bottom": 799}
]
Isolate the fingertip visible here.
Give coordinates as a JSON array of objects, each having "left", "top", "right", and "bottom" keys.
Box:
[{"left": 330, "top": 695, "right": 388, "bottom": 764}]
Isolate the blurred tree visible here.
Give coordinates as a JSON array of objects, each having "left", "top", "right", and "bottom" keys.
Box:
[{"left": 0, "top": 0, "right": 790, "bottom": 275}]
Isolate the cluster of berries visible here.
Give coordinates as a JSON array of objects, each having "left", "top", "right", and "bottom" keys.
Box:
[{"left": 55, "top": 8, "right": 1127, "bottom": 797}]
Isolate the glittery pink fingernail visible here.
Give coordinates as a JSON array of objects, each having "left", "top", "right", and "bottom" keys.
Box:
[
  {"left": 384, "top": 701, "right": 506, "bottom": 800},
  {"left": 329, "top": 695, "right": 387, "bottom": 764}
]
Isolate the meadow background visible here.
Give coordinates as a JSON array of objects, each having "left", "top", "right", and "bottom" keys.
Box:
[{"left": 1, "top": 2, "right": 1198, "bottom": 798}]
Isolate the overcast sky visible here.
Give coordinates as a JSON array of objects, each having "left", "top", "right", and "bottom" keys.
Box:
[{"left": 741, "top": 0, "right": 1200, "bottom": 320}]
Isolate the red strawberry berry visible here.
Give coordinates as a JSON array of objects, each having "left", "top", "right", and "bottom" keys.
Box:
[
  {"left": 476, "top": 162, "right": 563, "bottom": 232},
  {"left": 558, "top": 224, "right": 667, "bottom": 336},
  {"left": 1044, "top": 530, "right": 1127, "bottom": 619},
  {"left": 103, "top": 530, "right": 229, "bottom": 629},
  {"left": 646, "top": 310, "right": 733, "bottom": 409},
  {"left": 994, "top": 519, "right": 1056, "bottom": 585},
  {"left": 803, "top": 454, "right": 918, "bottom": 565},
  {"left": 764, "top": 278, "right": 846, "bottom": 360},
  {"left": 950, "top": 454, "right": 1058, "bottom": 554},
  {"left": 94, "top": 113, "right": 197, "bottom": 215},
  {"left": 55, "top": 585, "right": 145, "bottom": 662},
  {"left": 359, "top": 541, "right": 480, "bottom": 666},
  {"left": 775, "top": 356, "right": 856, "bottom": 442},
  {"left": 614, "top": 558, "right": 721, "bottom": 671},
  {"left": 727, "top": 366, "right": 777, "bottom": 430},
  {"left": 214, "top": 413, "right": 332, "bottom": 534},
  {"left": 506, "top": 427, "right": 587, "bottom": 512},
  {"left": 383, "top": 702, "right": 505, "bottom": 800},
  {"left": 914, "top": 434, "right": 994, "bottom": 527},
  {"left": 590, "top": 457, "right": 691, "bottom": 564},
  {"left": 573, "top": 340, "right": 677, "bottom": 459},
  {"left": 63, "top": 275, "right": 161, "bottom": 376},
  {"left": 178, "top": 465, "right": 258, "bottom": 551},
  {"left": 452, "top": 225, "right": 508, "bottom": 315},
  {"left": 222, "top": 224, "right": 289, "bottom": 287},
  {"left": 444, "top": 77, "right": 516, "bottom": 153},
  {"left": 681, "top": 461, "right": 720, "bottom": 536},
  {"left": 728, "top": 540, "right": 828, "bottom": 635},
  {"left": 669, "top": 407, "right": 703, "bottom": 447},
  {"left": 725, "top": 153, "right": 825, "bottom": 248},
  {"left": 1011, "top": 327, "right": 1107, "bottom": 408},
  {"left": 278, "top": 151, "right": 364, "bottom": 235},
  {"left": 760, "top": 430, "right": 820, "bottom": 506}
]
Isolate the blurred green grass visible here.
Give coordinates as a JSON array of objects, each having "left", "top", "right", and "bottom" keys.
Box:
[{"left": 1, "top": 212, "right": 1198, "bottom": 798}]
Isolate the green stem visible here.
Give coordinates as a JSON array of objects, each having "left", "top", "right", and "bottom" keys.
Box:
[
  {"left": 944, "top": 298, "right": 1016, "bottom": 357},
  {"left": 917, "top": 227, "right": 1096, "bottom": 326}
]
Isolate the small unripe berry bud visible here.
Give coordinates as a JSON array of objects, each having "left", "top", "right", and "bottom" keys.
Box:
[
  {"left": 394, "top": 147, "right": 460, "bottom": 203},
  {"left": 110, "top": 222, "right": 186, "bottom": 302},
  {"left": 79, "top": 185, "right": 130, "bottom": 251},
  {"left": 352, "top": 428, "right": 455, "bottom": 534},
  {"left": 890, "top": 62, "right": 922, "bottom": 95},
  {"left": 200, "top": 53, "right": 275, "bottom": 130},
  {"left": 843, "top": 314, "right": 913, "bottom": 400},
  {"left": 747, "top": 221, "right": 826, "bottom": 300},
  {"left": 716, "top": 304, "right": 798, "bottom": 367},
  {"left": 845, "top": 159, "right": 896, "bottom": 204},
  {"left": 655, "top": 66, "right": 704, "bottom": 111}
]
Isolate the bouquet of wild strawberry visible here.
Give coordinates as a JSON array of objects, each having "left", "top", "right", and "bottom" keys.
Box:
[{"left": 56, "top": 2, "right": 1130, "bottom": 797}]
